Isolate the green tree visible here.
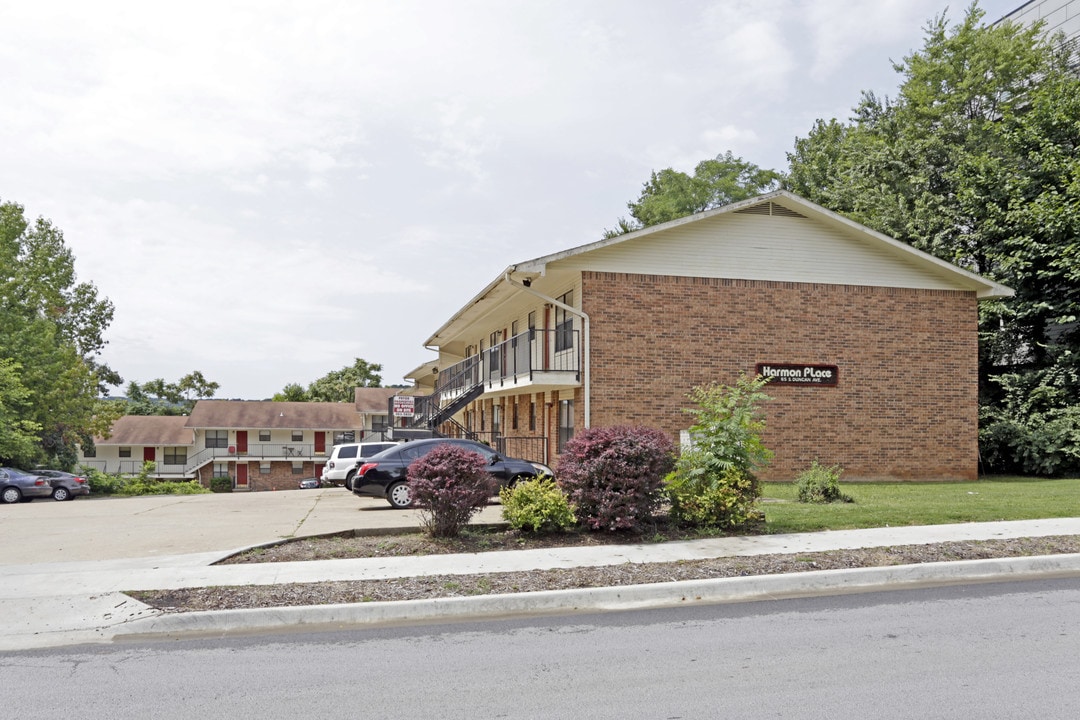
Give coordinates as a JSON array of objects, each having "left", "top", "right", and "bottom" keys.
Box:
[
  {"left": 0, "top": 358, "right": 42, "bottom": 461},
  {"left": 125, "top": 371, "right": 220, "bottom": 415},
  {"left": 272, "top": 382, "right": 309, "bottom": 402},
  {"left": 301, "top": 358, "right": 383, "bottom": 402},
  {"left": 785, "top": 4, "right": 1080, "bottom": 474},
  {"left": 1, "top": 200, "right": 116, "bottom": 467},
  {"left": 605, "top": 151, "right": 783, "bottom": 237}
]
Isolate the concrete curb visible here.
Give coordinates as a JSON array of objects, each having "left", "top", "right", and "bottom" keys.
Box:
[{"left": 111, "top": 553, "right": 1080, "bottom": 643}]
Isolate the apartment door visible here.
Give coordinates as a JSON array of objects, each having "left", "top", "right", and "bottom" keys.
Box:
[
  {"left": 236, "top": 430, "right": 248, "bottom": 455},
  {"left": 143, "top": 447, "right": 156, "bottom": 463},
  {"left": 236, "top": 464, "right": 248, "bottom": 488},
  {"left": 315, "top": 432, "right": 326, "bottom": 455}
]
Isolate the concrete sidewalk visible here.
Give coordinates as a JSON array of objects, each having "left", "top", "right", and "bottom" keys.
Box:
[{"left": 3, "top": 493, "right": 1080, "bottom": 651}]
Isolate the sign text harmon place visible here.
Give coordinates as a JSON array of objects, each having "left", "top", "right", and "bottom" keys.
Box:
[{"left": 756, "top": 363, "right": 839, "bottom": 386}]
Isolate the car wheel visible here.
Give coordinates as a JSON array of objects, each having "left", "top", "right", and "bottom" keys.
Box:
[
  {"left": 386, "top": 482, "right": 412, "bottom": 509},
  {"left": 508, "top": 474, "right": 529, "bottom": 488},
  {"left": 52, "top": 487, "right": 71, "bottom": 501},
  {"left": 345, "top": 470, "right": 356, "bottom": 491},
  {"left": 1, "top": 487, "right": 22, "bottom": 504}
]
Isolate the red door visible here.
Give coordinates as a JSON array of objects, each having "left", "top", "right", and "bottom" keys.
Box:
[
  {"left": 236, "top": 431, "right": 248, "bottom": 455},
  {"left": 236, "top": 464, "right": 248, "bottom": 488},
  {"left": 143, "top": 447, "right": 156, "bottom": 463},
  {"left": 315, "top": 432, "right": 326, "bottom": 454}
]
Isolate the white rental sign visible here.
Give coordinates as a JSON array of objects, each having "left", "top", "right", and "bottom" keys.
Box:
[{"left": 392, "top": 395, "right": 415, "bottom": 417}]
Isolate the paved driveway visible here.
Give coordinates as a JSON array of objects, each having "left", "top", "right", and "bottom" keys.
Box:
[{"left": 0, "top": 488, "right": 506, "bottom": 564}]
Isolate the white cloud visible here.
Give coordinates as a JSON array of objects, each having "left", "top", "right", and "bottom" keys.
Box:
[{"left": 1, "top": 0, "right": 996, "bottom": 395}]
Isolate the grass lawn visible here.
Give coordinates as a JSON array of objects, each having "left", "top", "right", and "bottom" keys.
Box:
[{"left": 760, "top": 476, "right": 1080, "bottom": 534}]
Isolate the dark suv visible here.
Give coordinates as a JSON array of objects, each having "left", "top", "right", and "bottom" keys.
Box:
[{"left": 350, "top": 438, "right": 553, "bottom": 509}]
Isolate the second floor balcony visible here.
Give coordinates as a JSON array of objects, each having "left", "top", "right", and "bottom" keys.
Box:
[{"left": 438, "top": 328, "right": 581, "bottom": 400}]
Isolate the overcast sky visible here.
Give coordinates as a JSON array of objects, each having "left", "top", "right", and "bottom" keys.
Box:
[{"left": 2, "top": 0, "right": 1022, "bottom": 399}]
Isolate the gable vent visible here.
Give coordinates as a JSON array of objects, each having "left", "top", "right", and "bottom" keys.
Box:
[{"left": 734, "top": 201, "right": 805, "bottom": 218}]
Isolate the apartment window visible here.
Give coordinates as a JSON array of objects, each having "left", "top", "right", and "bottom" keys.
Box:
[
  {"left": 83, "top": 446, "right": 96, "bottom": 458},
  {"left": 333, "top": 431, "right": 356, "bottom": 444},
  {"left": 291, "top": 430, "right": 303, "bottom": 442},
  {"left": 260, "top": 462, "right": 271, "bottom": 475},
  {"left": 529, "top": 401, "right": 536, "bottom": 432},
  {"left": 492, "top": 405, "right": 501, "bottom": 436},
  {"left": 164, "top": 448, "right": 187, "bottom": 465},
  {"left": 212, "top": 462, "right": 230, "bottom": 478},
  {"left": 555, "top": 290, "right": 573, "bottom": 352},
  {"left": 292, "top": 462, "right": 303, "bottom": 475},
  {"left": 119, "top": 447, "right": 131, "bottom": 458},
  {"left": 511, "top": 320, "right": 519, "bottom": 337},
  {"left": 558, "top": 399, "right": 574, "bottom": 453},
  {"left": 512, "top": 401, "right": 518, "bottom": 431},
  {"left": 206, "top": 430, "right": 228, "bottom": 448},
  {"left": 259, "top": 430, "right": 271, "bottom": 442}
]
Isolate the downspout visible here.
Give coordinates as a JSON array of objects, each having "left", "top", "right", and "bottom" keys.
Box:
[{"left": 503, "top": 272, "right": 591, "bottom": 429}]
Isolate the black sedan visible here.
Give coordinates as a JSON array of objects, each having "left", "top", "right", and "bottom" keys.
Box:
[
  {"left": 1, "top": 467, "right": 54, "bottom": 504},
  {"left": 351, "top": 438, "right": 553, "bottom": 509}
]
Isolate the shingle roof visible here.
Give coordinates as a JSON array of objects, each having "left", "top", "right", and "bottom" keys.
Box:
[
  {"left": 184, "top": 400, "right": 362, "bottom": 429},
  {"left": 97, "top": 416, "right": 193, "bottom": 446},
  {"left": 354, "top": 387, "right": 399, "bottom": 414}
]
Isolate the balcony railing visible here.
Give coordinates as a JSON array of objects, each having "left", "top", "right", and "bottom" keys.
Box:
[
  {"left": 438, "top": 328, "right": 580, "bottom": 396},
  {"left": 79, "top": 443, "right": 332, "bottom": 477}
]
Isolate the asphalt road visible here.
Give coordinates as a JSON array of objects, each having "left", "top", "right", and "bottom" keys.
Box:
[{"left": 5, "top": 577, "right": 1079, "bottom": 719}]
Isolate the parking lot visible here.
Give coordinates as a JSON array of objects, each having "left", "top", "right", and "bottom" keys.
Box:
[{"left": 0, "top": 488, "right": 506, "bottom": 565}]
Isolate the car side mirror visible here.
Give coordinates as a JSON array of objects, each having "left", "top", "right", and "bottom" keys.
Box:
[{"left": 489, "top": 454, "right": 502, "bottom": 464}]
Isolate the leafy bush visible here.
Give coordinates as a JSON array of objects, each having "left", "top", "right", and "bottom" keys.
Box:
[
  {"left": 979, "top": 370, "right": 1080, "bottom": 477},
  {"left": 210, "top": 476, "right": 233, "bottom": 493},
  {"left": 408, "top": 443, "right": 497, "bottom": 538},
  {"left": 795, "top": 461, "right": 852, "bottom": 504},
  {"left": 664, "top": 375, "right": 771, "bottom": 528},
  {"left": 500, "top": 477, "right": 575, "bottom": 533},
  {"left": 82, "top": 467, "right": 125, "bottom": 495},
  {"left": 556, "top": 425, "right": 675, "bottom": 532},
  {"left": 119, "top": 478, "right": 209, "bottom": 496},
  {"left": 666, "top": 459, "right": 761, "bottom": 528},
  {"left": 81, "top": 463, "right": 210, "bottom": 496}
]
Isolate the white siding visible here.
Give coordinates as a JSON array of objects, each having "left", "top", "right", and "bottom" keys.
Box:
[{"left": 554, "top": 211, "right": 978, "bottom": 291}]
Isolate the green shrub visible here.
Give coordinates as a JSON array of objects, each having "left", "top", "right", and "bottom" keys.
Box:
[
  {"left": 666, "top": 455, "right": 761, "bottom": 528},
  {"left": 500, "top": 477, "right": 575, "bottom": 533},
  {"left": 795, "top": 461, "right": 852, "bottom": 504},
  {"left": 82, "top": 467, "right": 126, "bottom": 495},
  {"left": 664, "top": 375, "right": 771, "bottom": 528},
  {"left": 210, "top": 476, "right": 233, "bottom": 493}
]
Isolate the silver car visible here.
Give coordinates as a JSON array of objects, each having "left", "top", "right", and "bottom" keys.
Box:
[
  {"left": 0, "top": 467, "right": 54, "bottom": 504},
  {"left": 31, "top": 469, "right": 91, "bottom": 501}
]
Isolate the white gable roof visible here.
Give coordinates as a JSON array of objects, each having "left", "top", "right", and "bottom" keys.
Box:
[{"left": 425, "top": 190, "right": 1013, "bottom": 346}]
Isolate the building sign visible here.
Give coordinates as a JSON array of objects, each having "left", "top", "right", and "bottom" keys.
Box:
[
  {"left": 756, "top": 363, "right": 839, "bottom": 386},
  {"left": 392, "top": 395, "right": 415, "bottom": 417}
]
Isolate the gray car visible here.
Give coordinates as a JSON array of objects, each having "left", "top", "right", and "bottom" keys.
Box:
[
  {"left": 31, "top": 469, "right": 91, "bottom": 501},
  {"left": 0, "top": 467, "right": 54, "bottom": 504}
]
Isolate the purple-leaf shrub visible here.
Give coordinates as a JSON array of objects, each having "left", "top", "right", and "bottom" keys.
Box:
[
  {"left": 556, "top": 425, "right": 676, "bottom": 532},
  {"left": 408, "top": 443, "right": 497, "bottom": 538}
]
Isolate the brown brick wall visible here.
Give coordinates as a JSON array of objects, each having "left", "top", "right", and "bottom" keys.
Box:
[
  {"left": 196, "top": 461, "right": 321, "bottom": 491},
  {"left": 582, "top": 272, "right": 979, "bottom": 481}
]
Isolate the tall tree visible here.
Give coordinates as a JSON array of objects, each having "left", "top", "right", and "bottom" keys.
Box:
[
  {"left": 605, "top": 151, "right": 783, "bottom": 237},
  {"left": 786, "top": 4, "right": 1080, "bottom": 474},
  {"left": 279, "top": 358, "right": 383, "bottom": 403},
  {"left": 125, "top": 371, "right": 220, "bottom": 415},
  {"left": 0, "top": 200, "right": 117, "bottom": 467}
]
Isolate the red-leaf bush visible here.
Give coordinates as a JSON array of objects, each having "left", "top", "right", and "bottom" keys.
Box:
[
  {"left": 556, "top": 425, "right": 676, "bottom": 532},
  {"left": 408, "top": 443, "right": 497, "bottom": 537}
]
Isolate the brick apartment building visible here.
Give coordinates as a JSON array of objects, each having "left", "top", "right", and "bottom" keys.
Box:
[{"left": 402, "top": 191, "right": 1012, "bottom": 481}]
